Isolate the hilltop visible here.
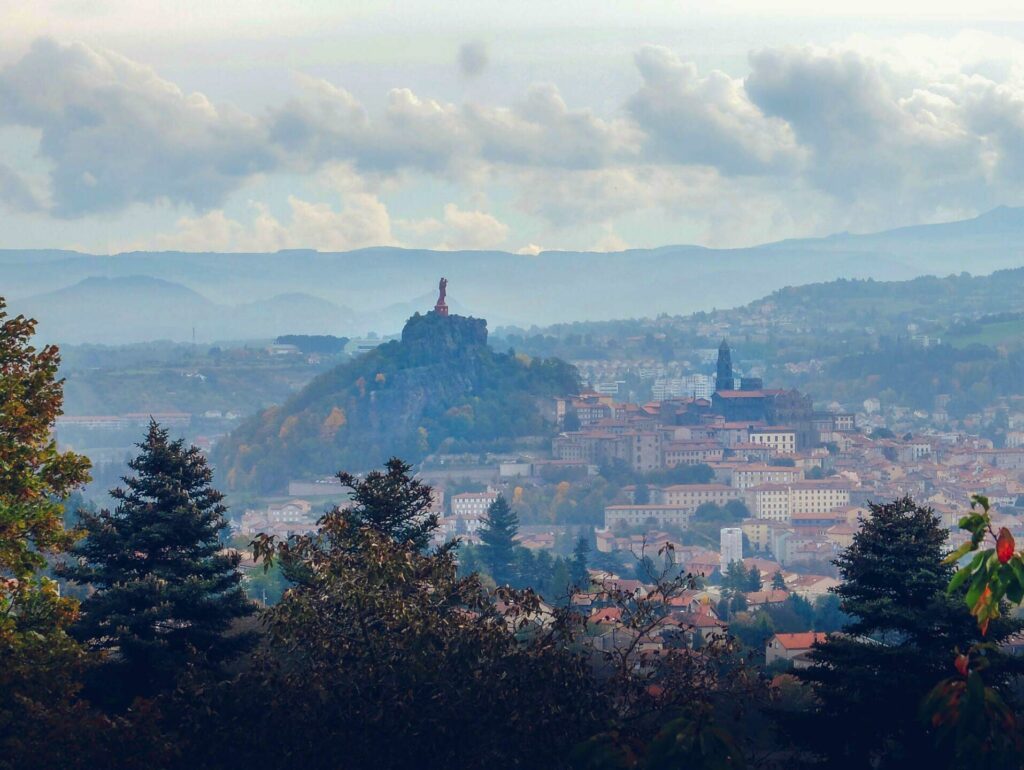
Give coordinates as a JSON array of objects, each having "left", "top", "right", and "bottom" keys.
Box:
[{"left": 213, "top": 310, "right": 579, "bottom": 494}]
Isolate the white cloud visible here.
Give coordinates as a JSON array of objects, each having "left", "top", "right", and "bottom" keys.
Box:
[
  {"left": 591, "top": 227, "right": 629, "bottom": 252},
  {"left": 434, "top": 204, "right": 510, "bottom": 250},
  {"left": 138, "top": 193, "right": 396, "bottom": 253},
  {"left": 0, "top": 38, "right": 274, "bottom": 216},
  {"left": 630, "top": 45, "right": 803, "bottom": 174},
  {"left": 0, "top": 162, "right": 43, "bottom": 212},
  {"left": 133, "top": 197, "right": 511, "bottom": 253},
  {"left": 8, "top": 32, "right": 1024, "bottom": 247}
]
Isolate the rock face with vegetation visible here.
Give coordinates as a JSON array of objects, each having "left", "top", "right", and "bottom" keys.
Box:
[{"left": 214, "top": 311, "right": 579, "bottom": 494}]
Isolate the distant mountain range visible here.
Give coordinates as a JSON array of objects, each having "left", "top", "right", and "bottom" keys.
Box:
[{"left": 5, "top": 206, "right": 1024, "bottom": 344}]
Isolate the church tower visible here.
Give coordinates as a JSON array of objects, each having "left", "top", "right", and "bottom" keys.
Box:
[{"left": 716, "top": 339, "right": 734, "bottom": 392}]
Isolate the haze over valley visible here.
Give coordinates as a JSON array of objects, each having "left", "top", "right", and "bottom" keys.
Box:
[{"left": 8, "top": 205, "right": 1024, "bottom": 342}]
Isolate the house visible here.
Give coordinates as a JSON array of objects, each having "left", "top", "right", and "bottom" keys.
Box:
[
  {"left": 675, "top": 604, "right": 727, "bottom": 643},
  {"left": 765, "top": 632, "right": 828, "bottom": 668},
  {"left": 744, "top": 589, "right": 790, "bottom": 610}
]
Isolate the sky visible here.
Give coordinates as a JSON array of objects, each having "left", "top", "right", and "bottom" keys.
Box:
[{"left": 5, "top": 1, "right": 1024, "bottom": 253}]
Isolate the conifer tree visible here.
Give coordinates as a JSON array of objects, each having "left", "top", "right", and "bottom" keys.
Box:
[
  {"left": 337, "top": 457, "right": 437, "bottom": 550},
  {"left": 571, "top": 535, "right": 590, "bottom": 589},
  {"left": 478, "top": 495, "right": 518, "bottom": 585},
  {"left": 61, "top": 422, "right": 253, "bottom": 706},
  {"left": 548, "top": 557, "right": 572, "bottom": 602},
  {"left": 788, "top": 497, "right": 1024, "bottom": 768},
  {"left": 771, "top": 570, "right": 786, "bottom": 590}
]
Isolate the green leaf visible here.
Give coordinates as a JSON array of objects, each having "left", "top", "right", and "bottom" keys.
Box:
[
  {"left": 965, "top": 569, "right": 989, "bottom": 610},
  {"left": 943, "top": 541, "right": 974, "bottom": 565},
  {"left": 948, "top": 565, "right": 974, "bottom": 594}
]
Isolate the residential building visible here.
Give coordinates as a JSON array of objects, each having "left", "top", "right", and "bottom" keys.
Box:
[
  {"left": 720, "top": 527, "right": 743, "bottom": 572},
  {"left": 765, "top": 632, "right": 829, "bottom": 668}
]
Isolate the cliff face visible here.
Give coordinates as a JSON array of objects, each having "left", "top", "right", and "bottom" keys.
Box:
[
  {"left": 400, "top": 311, "right": 488, "bottom": 360},
  {"left": 214, "top": 312, "right": 578, "bottom": 495}
]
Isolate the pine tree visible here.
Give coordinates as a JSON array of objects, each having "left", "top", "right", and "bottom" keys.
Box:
[
  {"left": 746, "top": 566, "right": 762, "bottom": 592},
  {"left": 337, "top": 457, "right": 436, "bottom": 550},
  {"left": 61, "top": 422, "right": 253, "bottom": 706},
  {"left": 478, "top": 495, "right": 519, "bottom": 585},
  {"left": 788, "top": 497, "right": 1024, "bottom": 768},
  {"left": 548, "top": 557, "right": 572, "bottom": 602},
  {"left": 571, "top": 535, "right": 590, "bottom": 590},
  {"left": 771, "top": 570, "right": 786, "bottom": 590},
  {"left": 722, "top": 560, "right": 749, "bottom": 593}
]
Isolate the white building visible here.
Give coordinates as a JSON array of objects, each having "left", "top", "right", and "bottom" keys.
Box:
[
  {"left": 451, "top": 491, "right": 499, "bottom": 518},
  {"left": 720, "top": 527, "right": 743, "bottom": 573}
]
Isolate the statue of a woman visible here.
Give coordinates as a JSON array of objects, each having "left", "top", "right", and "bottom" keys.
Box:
[{"left": 438, "top": 277, "right": 447, "bottom": 305}]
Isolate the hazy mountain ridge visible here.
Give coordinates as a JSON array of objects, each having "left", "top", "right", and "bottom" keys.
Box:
[
  {"left": 7, "top": 277, "right": 356, "bottom": 345},
  {"left": 6, "top": 206, "right": 1024, "bottom": 343}
]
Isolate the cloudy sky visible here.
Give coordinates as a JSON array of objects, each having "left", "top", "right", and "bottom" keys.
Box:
[{"left": 5, "top": 1, "right": 1024, "bottom": 253}]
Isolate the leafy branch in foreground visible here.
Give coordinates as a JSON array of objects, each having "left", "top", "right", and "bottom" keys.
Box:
[{"left": 944, "top": 494, "right": 1024, "bottom": 635}]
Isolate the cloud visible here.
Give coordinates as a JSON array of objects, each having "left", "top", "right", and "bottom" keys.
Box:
[
  {"left": 629, "top": 45, "right": 803, "bottom": 174},
  {"left": 270, "top": 77, "right": 636, "bottom": 176},
  {"left": 141, "top": 193, "right": 396, "bottom": 253},
  {"left": 134, "top": 197, "right": 509, "bottom": 253},
  {"left": 435, "top": 204, "right": 510, "bottom": 250},
  {"left": 0, "top": 163, "right": 44, "bottom": 212},
  {"left": 393, "top": 203, "right": 510, "bottom": 250},
  {"left": 592, "top": 227, "right": 629, "bottom": 252},
  {"left": 741, "top": 35, "right": 1022, "bottom": 210},
  {"left": 458, "top": 42, "right": 489, "bottom": 77},
  {"left": 0, "top": 38, "right": 274, "bottom": 216},
  {"left": 9, "top": 33, "right": 1024, "bottom": 247}
]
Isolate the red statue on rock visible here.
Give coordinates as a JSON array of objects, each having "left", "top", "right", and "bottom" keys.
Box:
[{"left": 434, "top": 277, "right": 449, "bottom": 316}]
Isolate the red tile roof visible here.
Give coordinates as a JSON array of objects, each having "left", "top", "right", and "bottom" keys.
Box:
[{"left": 771, "top": 632, "right": 828, "bottom": 650}]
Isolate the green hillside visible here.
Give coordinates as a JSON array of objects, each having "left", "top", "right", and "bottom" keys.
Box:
[{"left": 213, "top": 311, "right": 579, "bottom": 494}]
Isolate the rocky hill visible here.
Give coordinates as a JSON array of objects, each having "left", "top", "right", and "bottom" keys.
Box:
[{"left": 213, "top": 310, "right": 579, "bottom": 494}]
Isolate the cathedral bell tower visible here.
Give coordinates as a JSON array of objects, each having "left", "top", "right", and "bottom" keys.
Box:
[{"left": 716, "top": 339, "right": 734, "bottom": 392}]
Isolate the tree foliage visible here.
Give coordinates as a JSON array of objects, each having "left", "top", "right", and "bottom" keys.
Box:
[
  {"left": 478, "top": 494, "right": 519, "bottom": 585},
  {"left": 60, "top": 421, "right": 253, "bottom": 707},
  {"left": 192, "top": 504, "right": 602, "bottom": 770},
  {"left": 336, "top": 457, "right": 437, "bottom": 551},
  {"left": 788, "top": 497, "right": 1023, "bottom": 769}
]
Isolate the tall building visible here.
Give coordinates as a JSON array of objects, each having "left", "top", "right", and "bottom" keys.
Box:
[
  {"left": 715, "top": 339, "right": 734, "bottom": 392},
  {"left": 720, "top": 527, "right": 743, "bottom": 573}
]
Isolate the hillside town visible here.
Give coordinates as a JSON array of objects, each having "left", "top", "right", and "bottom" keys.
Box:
[{"left": 226, "top": 338, "right": 1024, "bottom": 667}]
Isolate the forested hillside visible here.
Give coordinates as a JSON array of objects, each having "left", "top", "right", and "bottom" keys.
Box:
[{"left": 214, "top": 311, "right": 579, "bottom": 494}]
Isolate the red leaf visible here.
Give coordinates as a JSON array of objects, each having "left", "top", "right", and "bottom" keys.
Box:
[
  {"left": 997, "top": 527, "right": 1015, "bottom": 564},
  {"left": 955, "top": 653, "right": 970, "bottom": 677}
]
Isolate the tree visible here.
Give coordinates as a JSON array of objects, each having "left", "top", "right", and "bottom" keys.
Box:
[
  {"left": 722, "top": 560, "right": 750, "bottom": 594},
  {"left": 0, "top": 301, "right": 165, "bottom": 769},
  {"left": 571, "top": 535, "right": 591, "bottom": 590},
  {"left": 478, "top": 495, "right": 519, "bottom": 585},
  {"left": 0, "top": 302, "right": 92, "bottom": 760},
  {"left": 548, "top": 557, "right": 572, "bottom": 601},
  {"left": 193, "top": 484, "right": 603, "bottom": 770},
  {"left": 563, "top": 408, "right": 581, "bottom": 432},
  {"left": 337, "top": 457, "right": 437, "bottom": 551},
  {"left": 771, "top": 570, "right": 786, "bottom": 590},
  {"left": 61, "top": 422, "right": 253, "bottom": 707},
  {"left": 788, "top": 497, "right": 1024, "bottom": 769},
  {"left": 634, "top": 481, "right": 651, "bottom": 504},
  {"left": 745, "top": 566, "right": 762, "bottom": 592},
  {"left": 0, "top": 300, "right": 91, "bottom": 581}
]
